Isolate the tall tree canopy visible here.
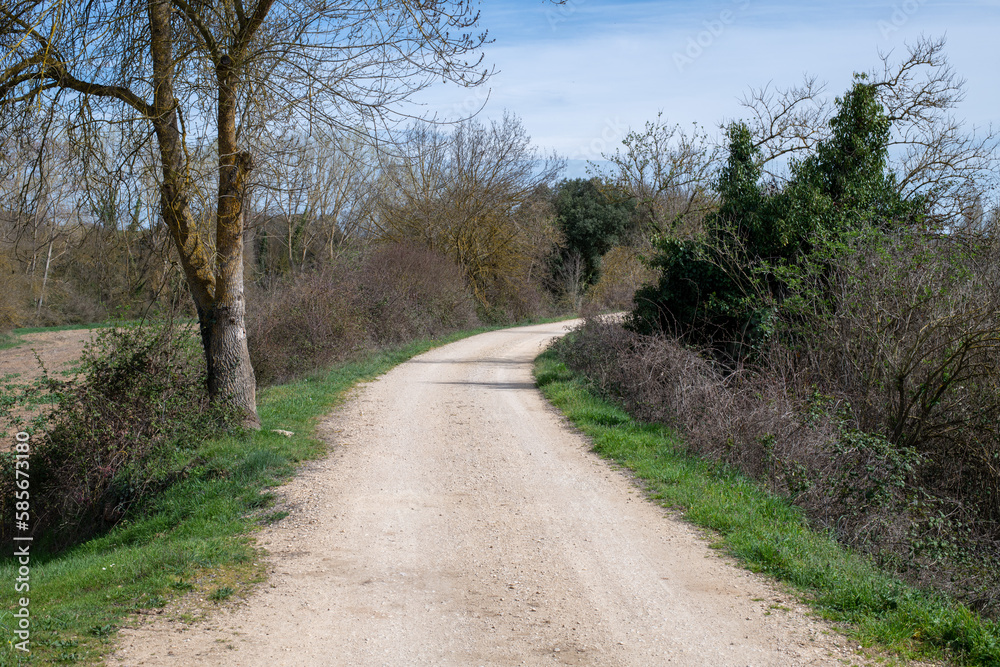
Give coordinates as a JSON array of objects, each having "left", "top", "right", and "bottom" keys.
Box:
[
  {"left": 632, "top": 77, "right": 924, "bottom": 359},
  {"left": 550, "top": 178, "right": 634, "bottom": 289},
  {"left": 0, "top": 0, "right": 491, "bottom": 426}
]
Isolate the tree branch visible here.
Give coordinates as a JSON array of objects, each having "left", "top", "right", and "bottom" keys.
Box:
[
  {"left": 235, "top": 0, "right": 276, "bottom": 55},
  {"left": 170, "top": 0, "right": 222, "bottom": 63}
]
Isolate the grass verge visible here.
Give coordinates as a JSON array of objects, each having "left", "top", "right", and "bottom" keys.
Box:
[
  {"left": 0, "top": 321, "right": 542, "bottom": 666},
  {"left": 534, "top": 348, "right": 1000, "bottom": 667}
]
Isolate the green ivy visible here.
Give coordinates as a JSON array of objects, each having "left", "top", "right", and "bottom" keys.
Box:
[{"left": 631, "top": 77, "right": 924, "bottom": 361}]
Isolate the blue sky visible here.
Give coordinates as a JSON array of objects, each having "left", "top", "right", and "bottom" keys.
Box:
[{"left": 416, "top": 0, "right": 1000, "bottom": 177}]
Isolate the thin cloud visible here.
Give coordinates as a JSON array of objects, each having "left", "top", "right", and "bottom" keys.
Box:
[{"left": 415, "top": 0, "right": 997, "bottom": 165}]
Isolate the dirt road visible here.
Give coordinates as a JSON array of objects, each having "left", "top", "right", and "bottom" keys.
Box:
[{"left": 110, "top": 320, "right": 876, "bottom": 666}]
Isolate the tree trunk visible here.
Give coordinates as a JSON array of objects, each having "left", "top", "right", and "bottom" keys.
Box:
[
  {"left": 198, "top": 289, "right": 259, "bottom": 429},
  {"left": 148, "top": 0, "right": 260, "bottom": 428},
  {"left": 35, "top": 238, "right": 53, "bottom": 323},
  {"left": 212, "top": 53, "right": 259, "bottom": 427}
]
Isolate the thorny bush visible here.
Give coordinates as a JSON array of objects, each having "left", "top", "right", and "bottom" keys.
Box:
[
  {"left": 0, "top": 320, "right": 224, "bottom": 551},
  {"left": 556, "top": 292, "right": 1000, "bottom": 616},
  {"left": 780, "top": 230, "right": 1000, "bottom": 528},
  {"left": 247, "top": 243, "right": 480, "bottom": 386}
]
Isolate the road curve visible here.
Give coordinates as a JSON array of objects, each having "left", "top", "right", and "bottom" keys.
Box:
[{"left": 110, "top": 319, "right": 871, "bottom": 666}]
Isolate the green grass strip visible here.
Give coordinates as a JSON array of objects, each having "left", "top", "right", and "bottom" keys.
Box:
[
  {"left": 0, "top": 322, "right": 535, "bottom": 666},
  {"left": 534, "top": 349, "right": 1000, "bottom": 667}
]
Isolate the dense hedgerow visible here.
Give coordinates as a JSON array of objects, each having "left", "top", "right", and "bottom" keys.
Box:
[
  {"left": 557, "top": 265, "right": 1000, "bottom": 618},
  {"left": 583, "top": 76, "right": 1000, "bottom": 616}
]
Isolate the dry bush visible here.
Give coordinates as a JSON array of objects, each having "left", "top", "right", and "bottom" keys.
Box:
[
  {"left": 556, "top": 318, "right": 820, "bottom": 483},
  {"left": 583, "top": 246, "right": 658, "bottom": 315},
  {"left": 0, "top": 251, "right": 30, "bottom": 331},
  {"left": 555, "top": 315, "right": 1000, "bottom": 615},
  {"left": 786, "top": 232, "right": 1000, "bottom": 528},
  {"left": 247, "top": 266, "right": 367, "bottom": 386},
  {"left": 358, "top": 243, "right": 478, "bottom": 344},
  {"left": 247, "top": 243, "right": 484, "bottom": 386},
  {"left": 477, "top": 272, "right": 555, "bottom": 323},
  {"left": 49, "top": 284, "right": 111, "bottom": 325}
]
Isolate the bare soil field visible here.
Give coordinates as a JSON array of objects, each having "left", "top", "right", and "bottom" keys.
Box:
[
  {"left": 1, "top": 328, "right": 96, "bottom": 445},
  {"left": 0, "top": 329, "right": 95, "bottom": 383}
]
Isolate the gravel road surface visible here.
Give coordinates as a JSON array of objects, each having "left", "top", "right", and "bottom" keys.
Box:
[{"left": 109, "top": 319, "right": 880, "bottom": 666}]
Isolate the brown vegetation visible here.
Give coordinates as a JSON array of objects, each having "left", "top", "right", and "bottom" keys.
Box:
[
  {"left": 582, "top": 245, "right": 658, "bottom": 314},
  {"left": 555, "top": 229, "right": 1000, "bottom": 618},
  {"left": 246, "top": 243, "right": 480, "bottom": 386},
  {"left": 370, "top": 115, "right": 563, "bottom": 321}
]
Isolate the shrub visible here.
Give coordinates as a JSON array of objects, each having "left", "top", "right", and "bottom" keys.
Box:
[
  {"left": 780, "top": 228, "right": 1000, "bottom": 536},
  {"left": 583, "top": 246, "right": 658, "bottom": 315},
  {"left": 553, "top": 317, "right": 803, "bottom": 482},
  {"left": 0, "top": 250, "right": 30, "bottom": 332},
  {"left": 476, "top": 272, "right": 554, "bottom": 324},
  {"left": 357, "top": 243, "right": 478, "bottom": 345},
  {"left": 632, "top": 80, "right": 922, "bottom": 361},
  {"left": 0, "top": 320, "right": 221, "bottom": 551},
  {"left": 247, "top": 266, "right": 367, "bottom": 386},
  {"left": 553, "top": 314, "right": 1000, "bottom": 617},
  {"left": 783, "top": 247, "right": 1000, "bottom": 612},
  {"left": 247, "top": 243, "right": 483, "bottom": 386}
]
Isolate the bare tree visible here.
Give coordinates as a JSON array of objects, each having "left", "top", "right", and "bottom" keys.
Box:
[
  {"left": 0, "top": 122, "right": 85, "bottom": 321},
  {"left": 599, "top": 113, "right": 718, "bottom": 239},
  {"left": 873, "top": 37, "right": 999, "bottom": 229},
  {"left": 737, "top": 75, "right": 832, "bottom": 177},
  {"left": 372, "top": 113, "right": 563, "bottom": 314},
  {"left": 1, "top": 0, "right": 491, "bottom": 426},
  {"left": 249, "top": 130, "right": 379, "bottom": 276}
]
